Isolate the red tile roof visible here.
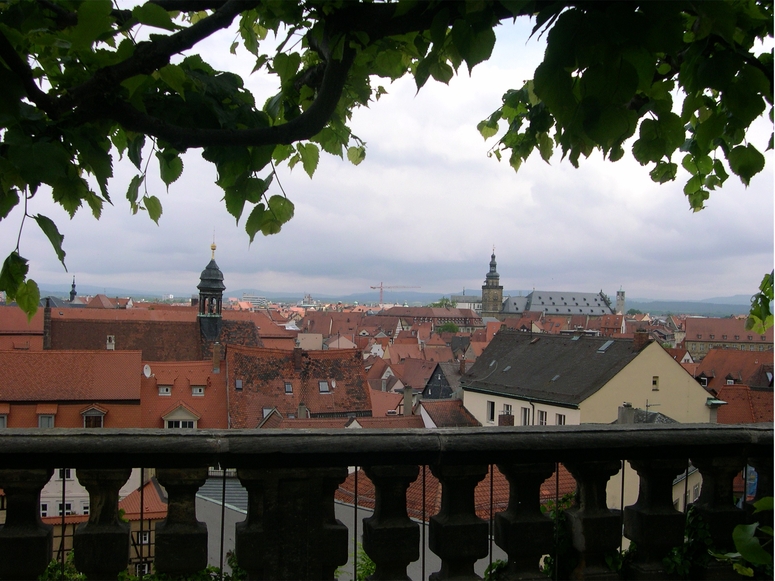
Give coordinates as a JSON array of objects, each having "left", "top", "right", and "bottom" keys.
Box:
[
  {"left": 0, "top": 350, "right": 142, "bottom": 401},
  {"left": 696, "top": 349, "right": 774, "bottom": 392},
  {"left": 419, "top": 399, "right": 480, "bottom": 427},
  {"left": 352, "top": 416, "right": 425, "bottom": 428},
  {"left": 117, "top": 477, "right": 168, "bottom": 521},
  {"left": 227, "top": 346, "right": 372, "bottom": 428},
  {"left": 369, "top": 390, "right": 402, "bottom": 416},
  {"left": 716, "top": 385, "right": 774, "bottom": 424},
  {"left": 685, "top": 318, "right": 774, "bottom": 344}
]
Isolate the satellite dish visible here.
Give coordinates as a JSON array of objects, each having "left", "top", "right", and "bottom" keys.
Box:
[
  {"left": 331, "top": 380, "right": 337, "bottom": 388},
  {"left": 143, "top": 364, "right": 152, "bottom": 378}
]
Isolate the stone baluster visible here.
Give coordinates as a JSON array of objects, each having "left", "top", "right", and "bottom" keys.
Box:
[
  {"left": 563, "top": 460, "right": 621, "bottom": 580},
  {"left": 73, "top": 468, "right": 132, "bottom": 580},
  {"left": 0, "top": 469, "right": 54, "bottom": 580},
  {"left": 748, "top": 455, "right": 773, "bottom": 529},
  {"left": 236, "top": 467, "right": 348, "bottom": 580},
  {"left": 428, "top": 464, "right": 489, "bottom": 580},
  {"left": 362, "top": 464, "right": 420, "bottom": 581},
  {"left": 494, "top": 462, "right": 555, "bottom": 580},
  {"left": 623, "top": 459, "right": 687, "bottom": 579},
  {"left": 690, "top": 456, "right": 747, "bottom": 550},
  {"left": 154, "top": 467, "right": 209, "bottom": 576}
]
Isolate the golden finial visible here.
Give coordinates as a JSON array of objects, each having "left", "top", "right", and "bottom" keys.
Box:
[{"left": 211, "top": 232, "right": 216, "bottom": 259}]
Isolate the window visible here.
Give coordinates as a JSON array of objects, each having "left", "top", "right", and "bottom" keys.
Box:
[
  {"left": 158, "top": 385, "right": 171, "bottom": 396},
  {"left": 319, "top": 381, "right": 330, "bottom": 393},
  {"left": 537, "top": 410, "right": 547, "bottom": 425},
  {"left": 284, "top": 382, "right": 293, "bottom": 394},
  {"left": 136, "top": 563, "right": 150, "bottom": 576},
  {"left": 58, "top": 502, "right": 73, "bottom": 516},
  {"left": 486, "top": 401, "right": 495, "bottom": 423},
  {"left": 652, "top": 376, "right": 659, "bottom": 391},
  {"left": 235, "top": 379, "right": 243, "bottom": 391},
  {"left": 693, "top": 484, "right": 700, "bottom": 501},
  {"left": 166, "top": 420, "right": 194, "bottom": 429},
  {"left": 700, "top": 377, "right": 708, "bottom": 388},
  {"left": 81, "top": 501, "right": 89, "bottom": 515},
  {"left": 502, "top": 403, "right": 512, "bottom": 415},
  {"left": 40, "top": 503, "right": 48, "bottom": 517},
  {"left": 38, "top": 415, "right": 54, "bottom": 428},
  {"left": 726, "top": 379, "right": 734, "bottom": 385},
  {"left": 191, "top": 386, "right": 205, "bottom": 397},
  {"left": 0, "top": 415, "right": 6, "bottom": 428},
  {"left": 83, "top": 412, "right": 104, "bottom": 428},
  {"left": 556, "top": 414, "right": 566, "bottom": 426},
  {"left": 521, "top": 407, "right": 530, "bottom": 426},
  {"left": 58, "top": 468, "right": 72, "bottom": 480},
  {"left": 137, "top": 531, "right": 150, "bottom": 545}
]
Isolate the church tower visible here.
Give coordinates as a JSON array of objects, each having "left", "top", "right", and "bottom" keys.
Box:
[
  {"left": 198, "top": 243, "right": 225, "bottom": 341},
  {"left": 481, "top": 250, "right": 503, "bottom": 319}
]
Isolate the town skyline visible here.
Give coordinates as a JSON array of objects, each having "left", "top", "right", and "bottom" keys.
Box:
[{"left": 1, "top": 19, "right": 771, "bottom": 303}]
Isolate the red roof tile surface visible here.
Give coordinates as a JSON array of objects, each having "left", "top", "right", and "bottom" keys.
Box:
[
  {"left": 716, "top": 385, "right": 774, "bottom": 424},
  {"left": 0, "top": 350, "right": 142, "bottom": 401},
  {"left": 419, "top": 400, "right": 481, "bottom": 427},
  {"left": 228, "top": 346, "right": 371, "bottom": 428},
  {"left": 696, "top": 349, "right": 774, "bottom": 392},
  {"left": 369, "top": 390, "right": 402, "bottom": 416}
]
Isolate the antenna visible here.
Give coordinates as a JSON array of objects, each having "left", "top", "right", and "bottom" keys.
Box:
[{"left": 143, "top": 364, "right": 152, "bottom": 378}]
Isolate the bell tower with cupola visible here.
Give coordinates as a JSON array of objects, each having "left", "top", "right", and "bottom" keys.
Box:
[
  {"left": 481, "top": 249, "right": 503, "bottom": 319},
  {"left": 197, "top": 243, "right": 226, "bottom": 340}
]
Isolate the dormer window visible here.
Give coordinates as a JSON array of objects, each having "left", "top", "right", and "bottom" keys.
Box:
[
  {"left": 158, "top": 385, "right": 171, "bottom": 396},
  {"left": 285, "top": 382, "right": 293, "bottom": 394},
  {"left": 81, "top": 406, "right": 106, "bottom": 428},
  {"left": 709, "top": 335, "right": 715, "bottom": 339},
  {"left": 191, "top": 386, "right": 205, "bottom": 397},
  {"left": 319, "top": 381, "right": 330, "bottom": 393}
]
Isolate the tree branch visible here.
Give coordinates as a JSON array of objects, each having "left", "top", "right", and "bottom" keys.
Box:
[
  {"left": 62, "top": 0, "right": 259, "bottom": 113},
  {"left": 105, "top": 46, "right": 356, "bottom": 149},
  {"left": 0, "top": 29, "right": 57, "bottom": 114}
]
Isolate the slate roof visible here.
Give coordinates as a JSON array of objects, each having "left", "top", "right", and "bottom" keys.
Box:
[
  {"left": 464, "top": 331, "right": 642, "bottom": 406},
  {"left": 227, "top": 346, "right": 371, "bottom": 428},
  {"left": 0, "top": 350, "right": 142, "bottom": 401},
  {"left": 420, "top": 399, "right": 480, "bottom": 427}
]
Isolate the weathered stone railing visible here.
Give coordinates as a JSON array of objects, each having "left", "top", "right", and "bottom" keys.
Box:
[{"left": 0, "top": 423, "right": 771, "bottom": 580}]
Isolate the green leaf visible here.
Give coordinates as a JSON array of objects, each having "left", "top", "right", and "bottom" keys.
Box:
[
  {"left": 245, "top": 202, "right": 267, "bottom": 243},
  {"left": 347, "top": 146, "right": 366, "bottom": 165},
  {"left": 128, "top": 134, "right": 146, "bottom": 170},
  {"left": 537, "top": 132, "right": 553, "bottom": 162},
  {"left": 753, "top": 497, "right": 773, "bottom": 514},
  {"left": 71, "top": 0, "right": 114, "bottom": 50},
  {"left": 297, "top": 143, "right": 319, "bottom": 178},
  {"left": 727, "top": 144, "right": 765, "bottom": 186},
  {"left": 132, "top": 3, "right": 178, "bottom": 31},
  {"left": 267, "top": 195, "right": 294, "bottom": 224},
  {"left": 15, "top": 279, "right": 40, "bottom": 321},
  {"left": 733, "top": 522, "right": 773, "bottom": 565},
  {"left": 649, "top": 161, "right": 678, "bottom": 183},
  {"left": 156, "top": 150, "right": 183, "bottom": 188},
  {"left": 142, "top": 195, "right": 163, "bottom": 225},
  {"left": 126, "top": 175, "right": 144, "bottom": 210},
  {"left": 158, "top": 65, "right": 187, "bottom": 99},
  {"left": 0, "top": 186, "right": 19, "bottom": 220},
  {"left": 0, "top": 252, "right": 29, "bottom": 297},
  {"left": 33, "top": 215, "right": 66, "bottom": 269}
]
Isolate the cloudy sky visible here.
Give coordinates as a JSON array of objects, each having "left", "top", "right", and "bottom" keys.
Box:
[{"left": 2, "top": 15, "right": 773, "bottom": 302}]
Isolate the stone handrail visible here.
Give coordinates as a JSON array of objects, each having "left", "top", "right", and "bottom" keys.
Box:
[{"left": 0, "top": 423, "right": 771, "bottom": 580}]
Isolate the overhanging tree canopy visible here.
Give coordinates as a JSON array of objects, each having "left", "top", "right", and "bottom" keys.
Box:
[{"left": 0, "top": 0, "right": 772, "bottom": 323}]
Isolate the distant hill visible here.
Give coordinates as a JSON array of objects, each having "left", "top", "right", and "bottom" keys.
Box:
[
  {"left": 625, "top": 300, "right": 750, "bottom": 317},
  {"left": 34, "top": 282, "right": 753, "bottom": 315}
]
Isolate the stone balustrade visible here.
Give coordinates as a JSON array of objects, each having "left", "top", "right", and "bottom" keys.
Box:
[{"left": 0, "top": 423, "right": 771, "bottom": 580}]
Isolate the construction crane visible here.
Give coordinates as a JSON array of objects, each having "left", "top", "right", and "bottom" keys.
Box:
[{"left": 370, "top": 283, "right": 420, "bottom": 304}]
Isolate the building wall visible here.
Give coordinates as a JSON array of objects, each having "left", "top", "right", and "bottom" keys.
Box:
[
  {"left": 462, "top": 390, "right": 581, "bottom": 427},
  {"left": 581, "top": 342, "right": 712, "bottom": 424}
]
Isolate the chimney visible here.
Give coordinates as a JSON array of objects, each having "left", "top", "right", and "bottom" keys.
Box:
[
  {"left": 297, "top": 402, "right": 308, "bottom": 419},
  {"left": 618, "top": 402, "right": 635, "bottom": 424},
  {"left": 459, "top": 357, "right": 466, "bottom": 376},
  {"left": 212, "top": 342, "right": 221, "bottom": 373},
  {"left": 293, "top": 347, "right": 303, "bottom": 370},
  {"left": 633, "top": 330, "right": 651, "bottom": 351},
  {"left": 403, "top": 387, "right": 413, "bottom": 416},
  {"left": 43, "top": 298, "right": 51, "bottom": 350}
]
